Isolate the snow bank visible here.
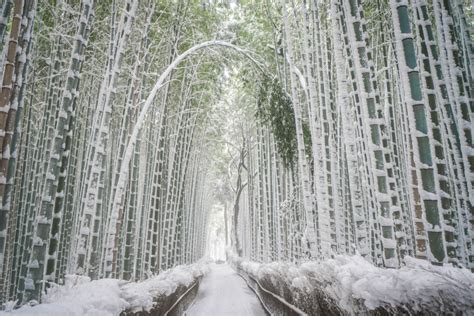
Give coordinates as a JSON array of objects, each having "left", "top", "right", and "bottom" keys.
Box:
[
  {"left": 121, "top": 259, "right": 211, "bottom": 313},
  {"left": 230, "top": 253, "right": 474, "bottom": 314},
  {"left": 3, "top": 259, "right": 211, "bottom": 316},
  {"left": 3, "top": 276, "right": 128, "bottom": 316}
]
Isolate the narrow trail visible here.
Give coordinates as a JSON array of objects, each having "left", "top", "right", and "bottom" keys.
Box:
[{"left": 185, "top": 264, "right": 267, "bottom": 316}]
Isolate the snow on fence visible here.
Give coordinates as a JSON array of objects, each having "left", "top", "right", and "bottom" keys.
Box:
[
  {"left": 229, "top": 253, "right": 474, "bottom": 315},
  {"left": 2, "top": 259, "right": 211, "bottom": 316}
]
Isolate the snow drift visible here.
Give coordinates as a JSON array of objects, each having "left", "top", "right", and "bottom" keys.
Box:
[
  {"left": 2, "top": 259, "right": 211, "bottom": 315},
  {"left": 230, "top": 253, "right": 474, "bottom": 314}
]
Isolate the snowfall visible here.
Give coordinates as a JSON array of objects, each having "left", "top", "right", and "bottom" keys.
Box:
[{"left": 2, "top": 255, "right": 473, "bottom": 315}]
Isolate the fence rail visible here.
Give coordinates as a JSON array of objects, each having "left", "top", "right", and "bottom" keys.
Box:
[
  {"left": 165, "top": 280, "right": 199, "bottom": 316},
  {"left": 122, "top": 277, "right": 201, "bottom": 316},
  {"left": 237, "top": 269, "right": 307, "bottom": 316}
]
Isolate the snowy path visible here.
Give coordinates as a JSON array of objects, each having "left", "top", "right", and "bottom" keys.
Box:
[{"left": 185, "top": 264, "right": 267, "bottom": 316}]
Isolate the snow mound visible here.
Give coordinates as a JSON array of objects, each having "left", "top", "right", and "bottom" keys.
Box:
[
  {"left": 3, "top": 276, "right": 128, "bottom": 316},
  {"left": 122, "top": 258, "right": 211, "bottom": 312},
  {"left": 231, "top": 253, "right": 474, "bottom": 314},
  {"left": 3, "top": 259, "right": 211, "bottom": 315}
]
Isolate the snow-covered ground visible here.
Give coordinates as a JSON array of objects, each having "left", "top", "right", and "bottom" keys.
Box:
[
  {"left": 4, "top": 255, "right": 473, "bottom": 315},
  {"left": 232, "top": 253, "right": 474, "bottom": 314},
  {"left": 185, "top": 263, "right": 266, "bottom": 315},
  {"left": 2, "top": 259, "right": 211, "bottom": 316}
]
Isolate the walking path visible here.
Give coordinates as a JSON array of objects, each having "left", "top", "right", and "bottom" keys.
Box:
[{"left": 185, "top": 264, "right": 267, "bottom": 316}]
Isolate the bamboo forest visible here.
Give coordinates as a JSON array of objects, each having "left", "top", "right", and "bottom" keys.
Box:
[{"left": 0, "top": 0, "right": 473, "bottom": 315}]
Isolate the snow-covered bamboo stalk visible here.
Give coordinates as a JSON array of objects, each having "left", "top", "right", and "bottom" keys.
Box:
[
  {"left": 390, "top": 0, "right": 447, "bottom": 263},
  {"left": 280, "top": 0, "right": 317, "bottom": 258}
]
